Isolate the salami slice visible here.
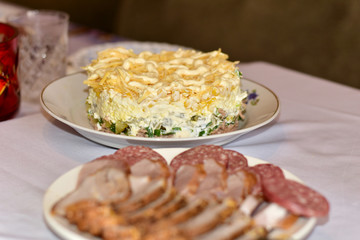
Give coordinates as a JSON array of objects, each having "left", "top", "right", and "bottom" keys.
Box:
[
  {"left": 170, "top": 145, "right": 249, "bottom": 173},
  {"left": 262, "top": 178, "right": 330, "bottom": 217},
  {"left": 114, "top": 146, "right": 167, "bottom": 166},
  {"left": 250, "top": 164, "right": 285, "bottom": 181},
  {"left": 224, "top": 150, "right": 248, "bottom": 172},
  {"left": 170, "top": 145, "right": 227, "bottom": 172}
]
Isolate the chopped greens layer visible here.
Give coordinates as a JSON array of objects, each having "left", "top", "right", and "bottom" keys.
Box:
[{"left": 88, "top": 107, "right": 245, "bottom": 138}]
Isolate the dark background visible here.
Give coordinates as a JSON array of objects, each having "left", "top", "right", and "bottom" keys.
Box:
[{"left": 4, "top": 0, "right": 360, "bottom": 89}]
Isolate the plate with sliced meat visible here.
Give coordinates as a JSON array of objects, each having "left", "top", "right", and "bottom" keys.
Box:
[{"left": 43, "top": 146, "right": 328, "bottom": 240}]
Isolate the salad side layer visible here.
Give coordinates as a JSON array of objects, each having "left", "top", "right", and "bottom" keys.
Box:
[{"left": 83, "top": 48, "right": 247, "bottom": 138}]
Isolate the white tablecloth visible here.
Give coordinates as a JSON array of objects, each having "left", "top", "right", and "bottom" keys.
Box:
[
  {"left": 1, "top": 60, "right": 359, "bottom": 239},
  {"left": 1, "top": 2, "right": 360, "bottom": 239}
]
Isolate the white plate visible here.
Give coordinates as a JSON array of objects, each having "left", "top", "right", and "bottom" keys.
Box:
[
  {"left": 43, "top": 148, "right": 316, "bottom": 240},
  {"left": 40, "top": 72, "right": 279, "bottom": 148},
  {"left": 67, "top": 41, "right": 191, "bottom": 73}
]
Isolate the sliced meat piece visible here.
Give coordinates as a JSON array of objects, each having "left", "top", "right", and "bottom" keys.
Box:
[
  {"left": 150, "top": 195, "right": 188, "bottom": 221},
  {"left": 140, "top": 199, "right": 209, "bottom": 239},
  {"left": 195, "top": 212, "right": 252, "bottom": 240},
  {"left": 170, "top": 145, "right": 228, "bottom": 172},
  {"left": 174, "top": 159, "right": 227, "bottom": 200},
  {"left": 127, "top": 175, "right": 152, "bottom": 196},
  {"left": 262, "top": 178, "right": 330, "bottom": 217},
  {"left": 142, "top": 223, "right": 188, "bottom": 240},
  {"left": 130, "top": 158, "right": 171, "bottom": 179},
  {"left": 267, "top": 216, "right": 309, "bottom": 239},
  {"left": 192, "top": 158, "right": 228, "bottom": 200},
  {"left": 170, "top": 145, "right": 248, "bottom": 174},
  {"left": 272, "top": 213, "right": 299, "bottom": 230},
  {"left": 163, "top": 198, "right": 209, "bottom": 225},
  {"left": 65, "top": 199, "right": 100, "bottom": 225},
  {"left": 65, "top": 201, "right": 123, "bottom": 236},
  {"left": 226, "top": 172, "right": 247, "bottom": 199},
  {"left": 53, "top": 167, "right": 130, "bottom": 216},
  {"left": 225, "top": 168, "right": 261, "bottom": 202},
  {"left": 224, "top": 149, "right": 248, "bottom": 172},
  {"left": 234, "top": 226, "right": 268, "bottom": 240},
  {"left": 250, "top": 163, "right": 285, "bottom": 182},
  {"left": 177, "top": 198, "right": 238, "bottom": 237},
  {"left": 174, "top": 164, "right": 206, "bottom": 196},
  {"left": 126, "top": 185, "right": 177, "bottom": 223},
  {"left": 250, "top": 163, "right": 285, "bottom": 198},
  {"left": 77, "top": 154, "right": 130, "bottom": 186},
  {"left": 79, "top": 146, "right": 169, "bottom": 185},
  {"left": 239, "top": 195, "right": 263, "bottom": 216},
  {"left": 114, "top": 146, "right": 167, "bottom": 166},
  {"left": 252, "top": 203, "right": 289, "bottom": 230},
  {"left": 114, "top": 177, "right": 168, "bottom": 213},
  {"left": 102, "top": 224, "right": 141, "bottom": 240}
]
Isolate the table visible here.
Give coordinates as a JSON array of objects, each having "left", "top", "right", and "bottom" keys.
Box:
[{"left": 1, "top": 2, "right": 360, "bottom": 240}]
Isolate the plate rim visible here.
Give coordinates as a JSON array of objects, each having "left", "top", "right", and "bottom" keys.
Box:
[
  {"left": 43, "top": 148, "right": 316, "bottom": 240},
  {"left": 40, "top": 72, "right": 280, "bottom": 145}
]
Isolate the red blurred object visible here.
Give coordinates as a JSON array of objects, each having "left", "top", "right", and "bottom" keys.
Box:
[{"left": 0, "top": 23, "right": 20, "bottom": 121}]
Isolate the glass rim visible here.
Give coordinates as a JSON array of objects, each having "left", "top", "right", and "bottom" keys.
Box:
[
  {"left": 7, "top": 9, "right": 69, "bottom": 25},
  {"left": 0, "top": 22, "right": 18, "bottom": 44}
]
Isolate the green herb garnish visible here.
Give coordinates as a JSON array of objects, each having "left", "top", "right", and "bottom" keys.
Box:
[
  {"left": 98, "top": 118, "right": 104, "bottom": 125},
  {"left": 191, "top": 115, "right": 200, "bottom": 121},
  {"left": 162, "top": 132, "right": 176, "bottom": 136},
  {"left": 154, "top": 129, "right": 161, "bottom": 137},
  {"left": 110, "top": 123, "right": 116, "bottom": 133},
  {"left": 235, "top": 69, "right": 243, "bottom": 78},
  {"left": 146, "top": 127, "right": 154, "bottom": 137}
]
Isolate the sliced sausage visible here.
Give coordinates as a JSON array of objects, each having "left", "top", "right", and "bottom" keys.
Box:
[
  {"left": 170, "top": 145, "right": 228, "bottom": 172},
  {"left": 114, "top": 145, "right": 167, "bottom": 166},
  {"left": 250, "top": 163, "right": 285, "bottom": 181},
  {"left": 224, "top": 149, "right": 248, "bottom": 172},
  {"left": 262, "top": 178, "right": 330, "bottom": 217}
]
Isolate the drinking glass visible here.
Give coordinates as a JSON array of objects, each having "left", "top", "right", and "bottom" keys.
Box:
[
  {"left": 0, "top": 22, "right": 20, "bottom": 121},
  {"left": 7, "top": 10, "right": 69, "bottom": 103}
]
